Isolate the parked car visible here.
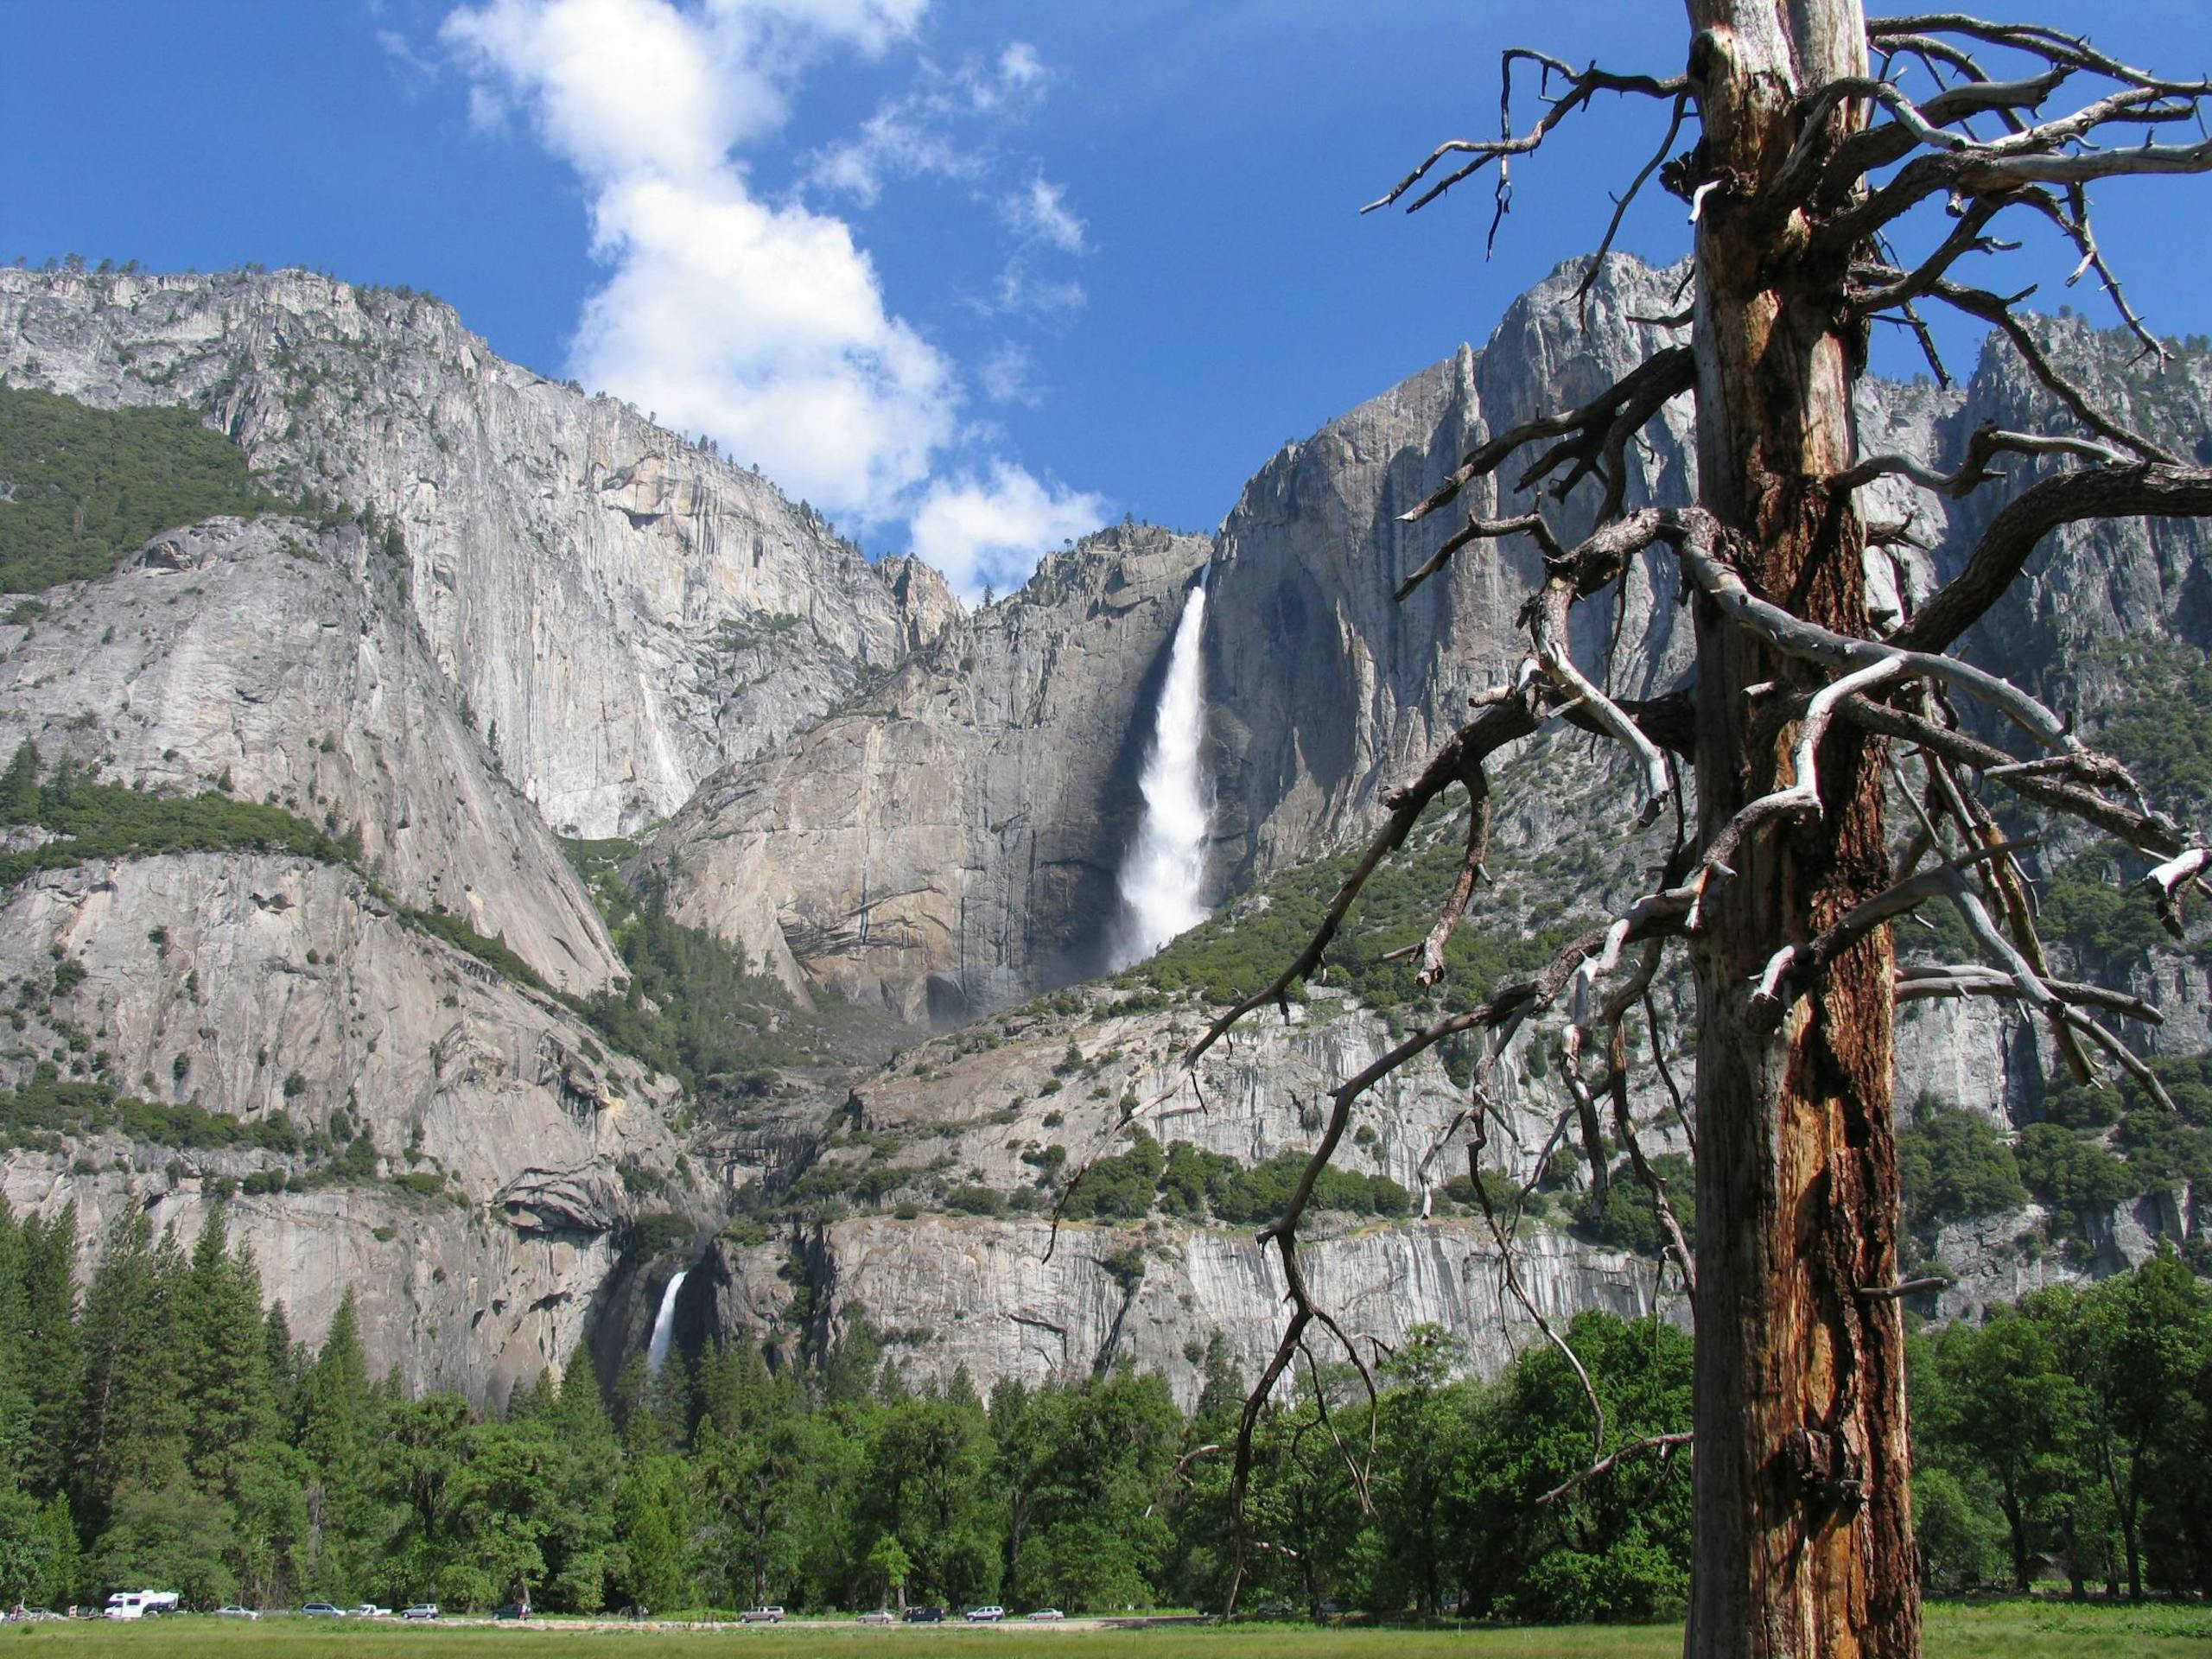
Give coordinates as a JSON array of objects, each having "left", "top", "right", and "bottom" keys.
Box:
[
  {"left": 302, "top": 1602, "right": 346, "bottom": 1618},
  {"left": 493, "top": 1604, "right": 531, "bottom": 1621},
  {"left": 213, "top": 1605, "right": 259, "bottom": 1620},
  {"left": 400, "top": 1604, "right": 440, "bottom": 1621},
  {"left": 1027, "top": 1608, "right": 1065, "bottom": 1620},
  {"left": 739, "top": 1605, "right": 785, "bottom": 1624},
  {"left": 965, "top": 1605, "right": 1006, "bottom": 1622},
  {"left": 856, "top": 1609, "right": 895, "bottom": 1624},
  {"left": 902, "top": 1605, "right": 945, "bottom": 1623}
]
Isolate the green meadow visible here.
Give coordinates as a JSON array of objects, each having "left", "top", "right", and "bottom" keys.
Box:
[{"left": 7, "top": 1603, "right": 2210, "bottom": 1659}]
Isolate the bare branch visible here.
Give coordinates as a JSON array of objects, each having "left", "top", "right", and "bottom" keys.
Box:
[
  {"left": 1179, "top": 693, "right": 1541, "bottom": 1072},
  {"left": 1363, "top": 53, "right": 1688, "bottom": 217},
  {"left": 1643, "top": 987, "right": 1693, "bottom": 1154},
  {"left": 1854, "top": 1278, "right": 1948, "bottom": 1303},
  {"left": 1869, "top": 14, "right": 2212, "bottom": 99},
  {"left": 1395, "top": 510, "right": 1561, "bottom": 602},
  {"left": 1574, "top": 93, "right": 1691, "bottom": 320},
  {"left": 1669, "top": 511, "right": 2084, "bottom": 754},
  {"left": 1832, "top": 695, "right": 2187, "bottom": 856},
  {"left": 1529, "top": 575, "right": 1673, "bottom": 821},
  {"left": 1896, "top": 964, "right": 2163, "bottom": 1024},
  {"left": 1418, "top": 791, "right": 1492, "bottom": 986},
  {"left": 1297, "top": 1338, "right": 1376, "bottom": 1515},
  {"left": 1465, "top": 1134, "right": 1605, "bottom": 1465},
  {"left": 1601, "top": 997, "right": 1696, "bottom": 1295},
  {"left": 1536, "top": 1433, "right": 1694, "bottom": 1506},
  {"left": 1830, "top": 65, "right": 2072, "bottom": 180},
  {"left": 1833, "top": 425, "right": 2128, "bottom": 498},
  {"left": 1915, "top": 276, "right": 2181, "bottom": 462},
  {"left": 2145, "top": 848, "right": 2212, "bottom": 939},
  {"left": 1893, "top": 461, "right": 2212, "bottom": 652},
  {"left": 1180, "top": 676, "right": 1696, "bottom": 1074},
  {"left": 1396, "top": 347, "right": 1694, "bottom": 529}
]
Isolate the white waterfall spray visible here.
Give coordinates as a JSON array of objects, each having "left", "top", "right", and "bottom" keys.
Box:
[
  {"left": 645, "top": 1269, "right": 688, "bottom": 1375},
  {"left": 1110, "top": 580, "right": 1213, "bottom": 968}
]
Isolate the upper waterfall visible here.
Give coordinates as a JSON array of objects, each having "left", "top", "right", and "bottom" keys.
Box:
[{"left": 1110, "top": 580, "right": 1213, "bottom": 968}]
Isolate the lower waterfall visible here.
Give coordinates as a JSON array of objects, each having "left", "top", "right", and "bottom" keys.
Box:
[
  {"left": 645, "top": 1269, "right": 687, "bottom": 1375},
  {"left": 1110, "top": 579, "right": 1213, "bottom": 968}
]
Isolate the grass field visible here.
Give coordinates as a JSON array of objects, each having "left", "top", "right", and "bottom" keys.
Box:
[{"left": 4, "top": 1604, "right": 2208, "bottom": 1658}]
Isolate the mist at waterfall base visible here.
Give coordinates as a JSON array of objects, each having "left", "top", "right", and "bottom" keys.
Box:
[
  {"left": 1109, "top": 582, "right": 1214, "bottom": 970},
  {"left": 645, "top": 1269, "right": 688, "bottom": 1375}
]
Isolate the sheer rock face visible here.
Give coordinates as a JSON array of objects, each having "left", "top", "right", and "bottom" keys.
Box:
[
  {"left": 1205, "top": 256, "right": 1705, "bottom": 888},
  {"left": 1937, "top": 319, "right": 2212, "bottom": 699},
  {"left": 645, "top": 524, "right": 1212, "bottom": 1021},
  {"left": 1199, "top": 257, "right": 2212, "bottom": 888},
  {"left": 686, "top": 983, "right": 1611, "bottom": 1404},
  {"left": 0, "top": 516, "right": 617, "bottom": 992},
  {"left": 0, "top": 266, "right": 933, "bottom": 838},
  {"left": 703, "top": 1214, "right": 1656, "bottom": 1411},
  {"left": 0, "top": 851, "right": 697, "bottom": 1401}
]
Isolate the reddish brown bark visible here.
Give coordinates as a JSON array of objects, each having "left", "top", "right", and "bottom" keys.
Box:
[{"left": 1683, "top": 3, "right": 1920, "bottom": 1656}]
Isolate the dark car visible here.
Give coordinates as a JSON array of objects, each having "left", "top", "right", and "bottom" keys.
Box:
[
  {"left": 902, "top": 1605, "right": 946, "bottom": 1623},
  {"left": 493, "top": 1604, "right": 531, "bottom": 1621}
]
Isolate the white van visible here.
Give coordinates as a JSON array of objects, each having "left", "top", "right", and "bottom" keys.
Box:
[{"left": 103, "top": 1592, "right": 179, "bottom": 1620}]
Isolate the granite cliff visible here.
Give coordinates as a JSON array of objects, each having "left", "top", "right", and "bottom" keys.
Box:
[
  {"left": 0, "top": 266, "right": 947, "bottom": 840},
  {"left": 5, "top": 253, "right": 2210, "bottom": 1406}
]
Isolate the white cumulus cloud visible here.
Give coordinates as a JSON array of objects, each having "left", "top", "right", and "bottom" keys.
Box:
[
  {"left": 909, "top": 464, "right": 1107, "bottom": 602},
  {"left": 442, "top": 0, "right": 1100, "bottom": 587}
]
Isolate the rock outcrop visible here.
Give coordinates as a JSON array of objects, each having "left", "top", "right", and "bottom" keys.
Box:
[{"left": 1205, "top": 257, "right": 1704, "bottom": 887}]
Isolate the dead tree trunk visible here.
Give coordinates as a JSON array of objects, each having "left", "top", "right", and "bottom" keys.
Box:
[{"left": 1685, "top": 5, "right": 1918, "bottom": 1655}]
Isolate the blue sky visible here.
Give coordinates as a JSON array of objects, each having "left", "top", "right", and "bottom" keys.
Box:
[{"left": 7, "top": 2, "right": 2212, "bottom": 596}]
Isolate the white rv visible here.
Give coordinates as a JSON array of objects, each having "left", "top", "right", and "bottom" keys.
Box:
[{"left": 103, "top": 1591, "right": 180, "bottom": 1620}]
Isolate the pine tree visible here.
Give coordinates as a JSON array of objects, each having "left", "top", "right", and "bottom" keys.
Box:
[
  {"left": 14, "top": 1204, "right": 79, "bottom": 1501},
  {"left": 505, "top": 1369, "right": 558, "bottom": 1425},
  {"left": 612, "top": 1452, "right": 690, "bottom": 1612},
  {"left": 0, "top": 741, "right": 39, "bottom": 823},
  {"left": 176, "top": 1205, "right": 273, "bottom": 1499},
  {"left": 262, "top": 1300, "right": 301, "bottom": 1426},
  {"left": 296, "top": 1288, "right": 374, "bottom": 1592},
  {"left": 0, "top": 1202, "right": 32, "bottom": 1482},
  {"left": 297, "top": 1290, "right": 370, "bottom": 1470},
  {"left": 71, "top": 1211, "right": 186, "bottom": 1528}
]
